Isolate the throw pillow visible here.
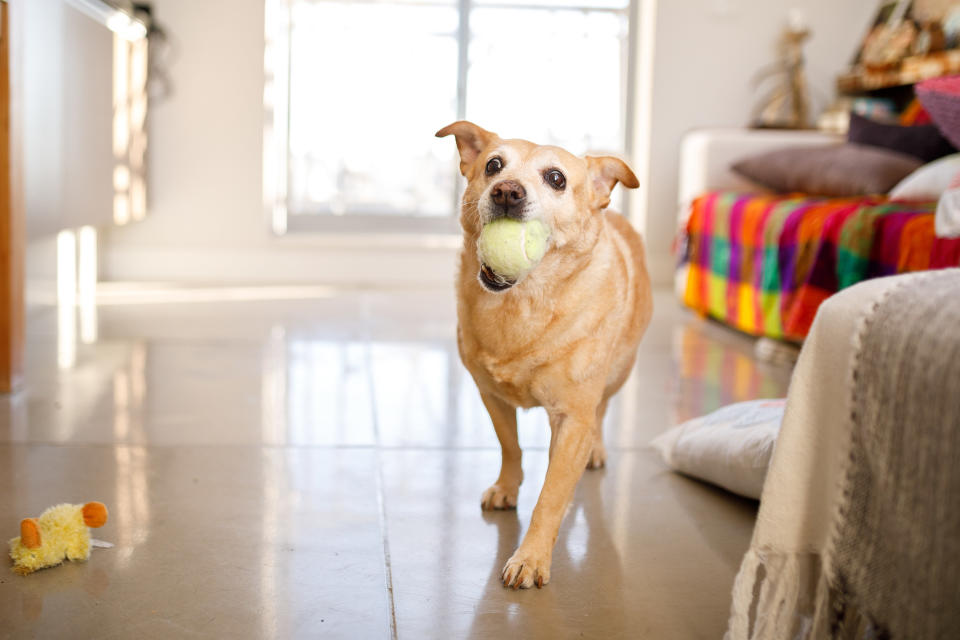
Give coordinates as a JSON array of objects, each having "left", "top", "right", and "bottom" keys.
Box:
[
  {"left": 889, "top": 153, "right": 960, "bottom": 199},
  {"left": 651, "top": 399, "right": 785, "bottom": 500},
  {"left": 935, "top": 170, "right": 960, "bottom": 238},
  {"left": 731, "top": 144, "right": 922, "bottom": 197},
  {"left": 847, "top": 112, "right": 956, "bottom": 163}
]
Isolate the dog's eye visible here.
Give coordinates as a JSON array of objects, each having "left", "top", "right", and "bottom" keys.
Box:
[
  {"left": 544, "top": 169, "right": 566, "bottom": 191},
  {"left": 485, "top": 157, "right": 503, "bottom": 176}
]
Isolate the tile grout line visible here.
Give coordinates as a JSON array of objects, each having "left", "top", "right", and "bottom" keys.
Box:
[
  {"left": 374, "top": 452, "right": 399, "bottom": 640},
  {"left": 362, "top": 311, "right": 399, "bottom": 640}
]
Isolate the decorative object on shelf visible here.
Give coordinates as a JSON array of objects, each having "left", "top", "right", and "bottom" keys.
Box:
[
  {"left": 914, "top": 0, "right": 960, "bottom": 24},
  {"left": 840, "top": 1, "right": 960, "bottom": 92},
  {"left": 818, "top": 97, "right": 900, "bottom": 135},
  {"left": 854, "top": 96, "right": 899, "bottom": 121},
  {"left": 913, "top": 20, "right": 947, "bottom": 55},
  {"left": 839, "top": 49, "right": 960, "bottom": 92},
  {"left": 944, "top": 6, "right": 960, "bottom": 47},
  {"left": 751, "top": 10, "right": 812, "bottom": 129},
  {"left": 857, "top": 0, "right": 916, "bottom": 72},
  {"left": 818, "top": 98, "right": 854, "bottom": 133},
  {"left": 900, "top": 96, "right": 935, "bottom": 124}
]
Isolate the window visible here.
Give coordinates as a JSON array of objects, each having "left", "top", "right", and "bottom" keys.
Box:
[{"left": 265, "top": 0, "right": 634, "bottom": 235}]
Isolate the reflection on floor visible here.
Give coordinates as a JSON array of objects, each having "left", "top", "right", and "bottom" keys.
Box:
[{"left": 0, "top": 287, "right": 793, "bottom": 639}]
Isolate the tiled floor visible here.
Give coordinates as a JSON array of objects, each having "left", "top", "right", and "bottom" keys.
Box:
[{"left": 0, "top": 287, "right": 793, "bottom": 639}]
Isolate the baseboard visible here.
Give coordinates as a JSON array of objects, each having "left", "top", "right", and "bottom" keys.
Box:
[{"left": 103, "top": 242, "right": 677, "bottom": 290}]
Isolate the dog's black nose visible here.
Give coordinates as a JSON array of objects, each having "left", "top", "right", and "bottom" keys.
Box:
[{"left": 490, "top": 180, "right": 526, "bottom": 212}]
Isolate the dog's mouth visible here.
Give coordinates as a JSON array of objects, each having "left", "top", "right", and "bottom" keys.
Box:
[{"left": 478, "top": 263, "right": 515, "bottom": 292}]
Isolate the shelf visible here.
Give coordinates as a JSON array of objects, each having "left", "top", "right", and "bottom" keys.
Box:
[{"left": 838, "top": 49, "right": 960, "bottom": 93}]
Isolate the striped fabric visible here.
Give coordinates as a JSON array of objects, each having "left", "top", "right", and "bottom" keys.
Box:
[{"left": 679, "top": 192, "right": 960, "bottom": 341}]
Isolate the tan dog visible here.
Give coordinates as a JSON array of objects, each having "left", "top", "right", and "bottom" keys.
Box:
[{"left": 436, "top": 121, "right": 653, "bottom": 589}]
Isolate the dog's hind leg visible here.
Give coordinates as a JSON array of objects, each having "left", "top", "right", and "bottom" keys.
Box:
[
  {"left": 479, "top": 391, "right": 522, "bottom": 510},
  {"left": 586, "top": 397, "right": 609, "bottom": 470},
  {"left": 548, "top": 421, "right": 560, "bottom": 462}
]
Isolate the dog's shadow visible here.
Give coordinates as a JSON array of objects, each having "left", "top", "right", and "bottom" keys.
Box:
[{"left": 465, "top": 471, "right": 629, "bottom": 637}]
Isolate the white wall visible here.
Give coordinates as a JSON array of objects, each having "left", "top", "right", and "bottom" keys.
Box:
[
  {"left": 636, "top": 0, "right": 877, "bottom": 283},
  {"left": 102, "top": 0, "right": 876, "bottom": 286}
]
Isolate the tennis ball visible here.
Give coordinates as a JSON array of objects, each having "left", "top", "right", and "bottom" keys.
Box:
[{"left": 477, "top": 218, "right": 551, "bottom": 281}]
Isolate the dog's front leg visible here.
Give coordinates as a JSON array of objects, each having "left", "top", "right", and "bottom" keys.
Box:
[
  {"left": 479, "top": 391, "right": 523, "bottom": 510},
  {"left": 501, "top": 405, "right": 595, "bottom": 588}
]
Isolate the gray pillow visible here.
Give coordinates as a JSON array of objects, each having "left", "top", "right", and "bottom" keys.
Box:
[{"left": 731, "top": 143, "right": 923, "bottom": 197}]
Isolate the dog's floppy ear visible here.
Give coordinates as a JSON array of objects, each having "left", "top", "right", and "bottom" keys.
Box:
[
  {"left": 585, "top": 156, "right": 639, "bottom": 210},
  {"left": 436, "top": 121, "right": 497, "bottom": 177}
]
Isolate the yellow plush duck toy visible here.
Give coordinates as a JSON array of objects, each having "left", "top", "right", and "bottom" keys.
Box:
[{"left": 9, "top": 502, "right": 108, "bottom": 576}]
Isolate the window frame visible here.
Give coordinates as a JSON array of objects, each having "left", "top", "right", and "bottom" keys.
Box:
[{"left": 263, "top": 0, "right": 637, "bottom": 236}]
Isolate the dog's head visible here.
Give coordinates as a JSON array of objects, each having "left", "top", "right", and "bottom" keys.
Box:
[{"left": 436, "top": 121, "right": 638, "bottom": 292}]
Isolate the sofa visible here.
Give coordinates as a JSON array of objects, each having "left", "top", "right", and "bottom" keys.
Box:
[{"left": 674, "top": 128, "right": 960, "bottom": 342}]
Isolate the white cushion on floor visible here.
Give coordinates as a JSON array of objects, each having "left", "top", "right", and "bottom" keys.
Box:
[{"left": 651, "top": 399, "right": 785, "bottom": 500}]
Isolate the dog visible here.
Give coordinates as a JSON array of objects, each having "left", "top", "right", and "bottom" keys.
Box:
[{"left": 436, "top": 121, "right": 653, "bottom": 589}]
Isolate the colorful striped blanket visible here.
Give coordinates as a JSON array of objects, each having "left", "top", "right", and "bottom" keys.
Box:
[{"left": 679, "top": 192, "right": 960, "bottom": 341}]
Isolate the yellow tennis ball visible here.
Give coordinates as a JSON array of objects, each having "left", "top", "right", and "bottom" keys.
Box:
[{"left": 477, "top": 218, "right": 551, "bottom": 281}]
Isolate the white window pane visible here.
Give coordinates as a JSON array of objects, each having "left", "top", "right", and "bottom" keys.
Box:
[
  {"left": 288, "top": 2, "right": 459, "bottom": 217},
  {"left": 466, "top": 9, "right": 627, "bottom": 156}
]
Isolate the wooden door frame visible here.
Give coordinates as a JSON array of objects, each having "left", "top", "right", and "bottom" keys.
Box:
[{"left": 0, "top": 0, "right": 24, "bottom": 394}]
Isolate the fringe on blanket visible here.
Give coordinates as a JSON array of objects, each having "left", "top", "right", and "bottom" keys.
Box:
[
  {"left": 726, "top": 549, "right": 877, "bottom": 640},
  {"left": 726, "top": 549, "right": 816, "bottom": 640}
]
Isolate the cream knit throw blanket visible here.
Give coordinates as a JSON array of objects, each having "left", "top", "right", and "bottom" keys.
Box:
[{"left": 728, "top": 270, "right": 960, "bottom": 639}]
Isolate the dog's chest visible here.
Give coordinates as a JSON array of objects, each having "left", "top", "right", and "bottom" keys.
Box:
[
  {"left": 457, "top": 301, "right": 559, "bottom": 407},
  {"left": 462, "top": 345, "right": 541, "bottom": 408}
]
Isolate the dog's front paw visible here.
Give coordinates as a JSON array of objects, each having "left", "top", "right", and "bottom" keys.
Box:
[
  {"left": 481, "top": 483, "right": 518, "bottom": 510},
  {"left": 501, "top": 546, "right": 551, "bottom": 589}
]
